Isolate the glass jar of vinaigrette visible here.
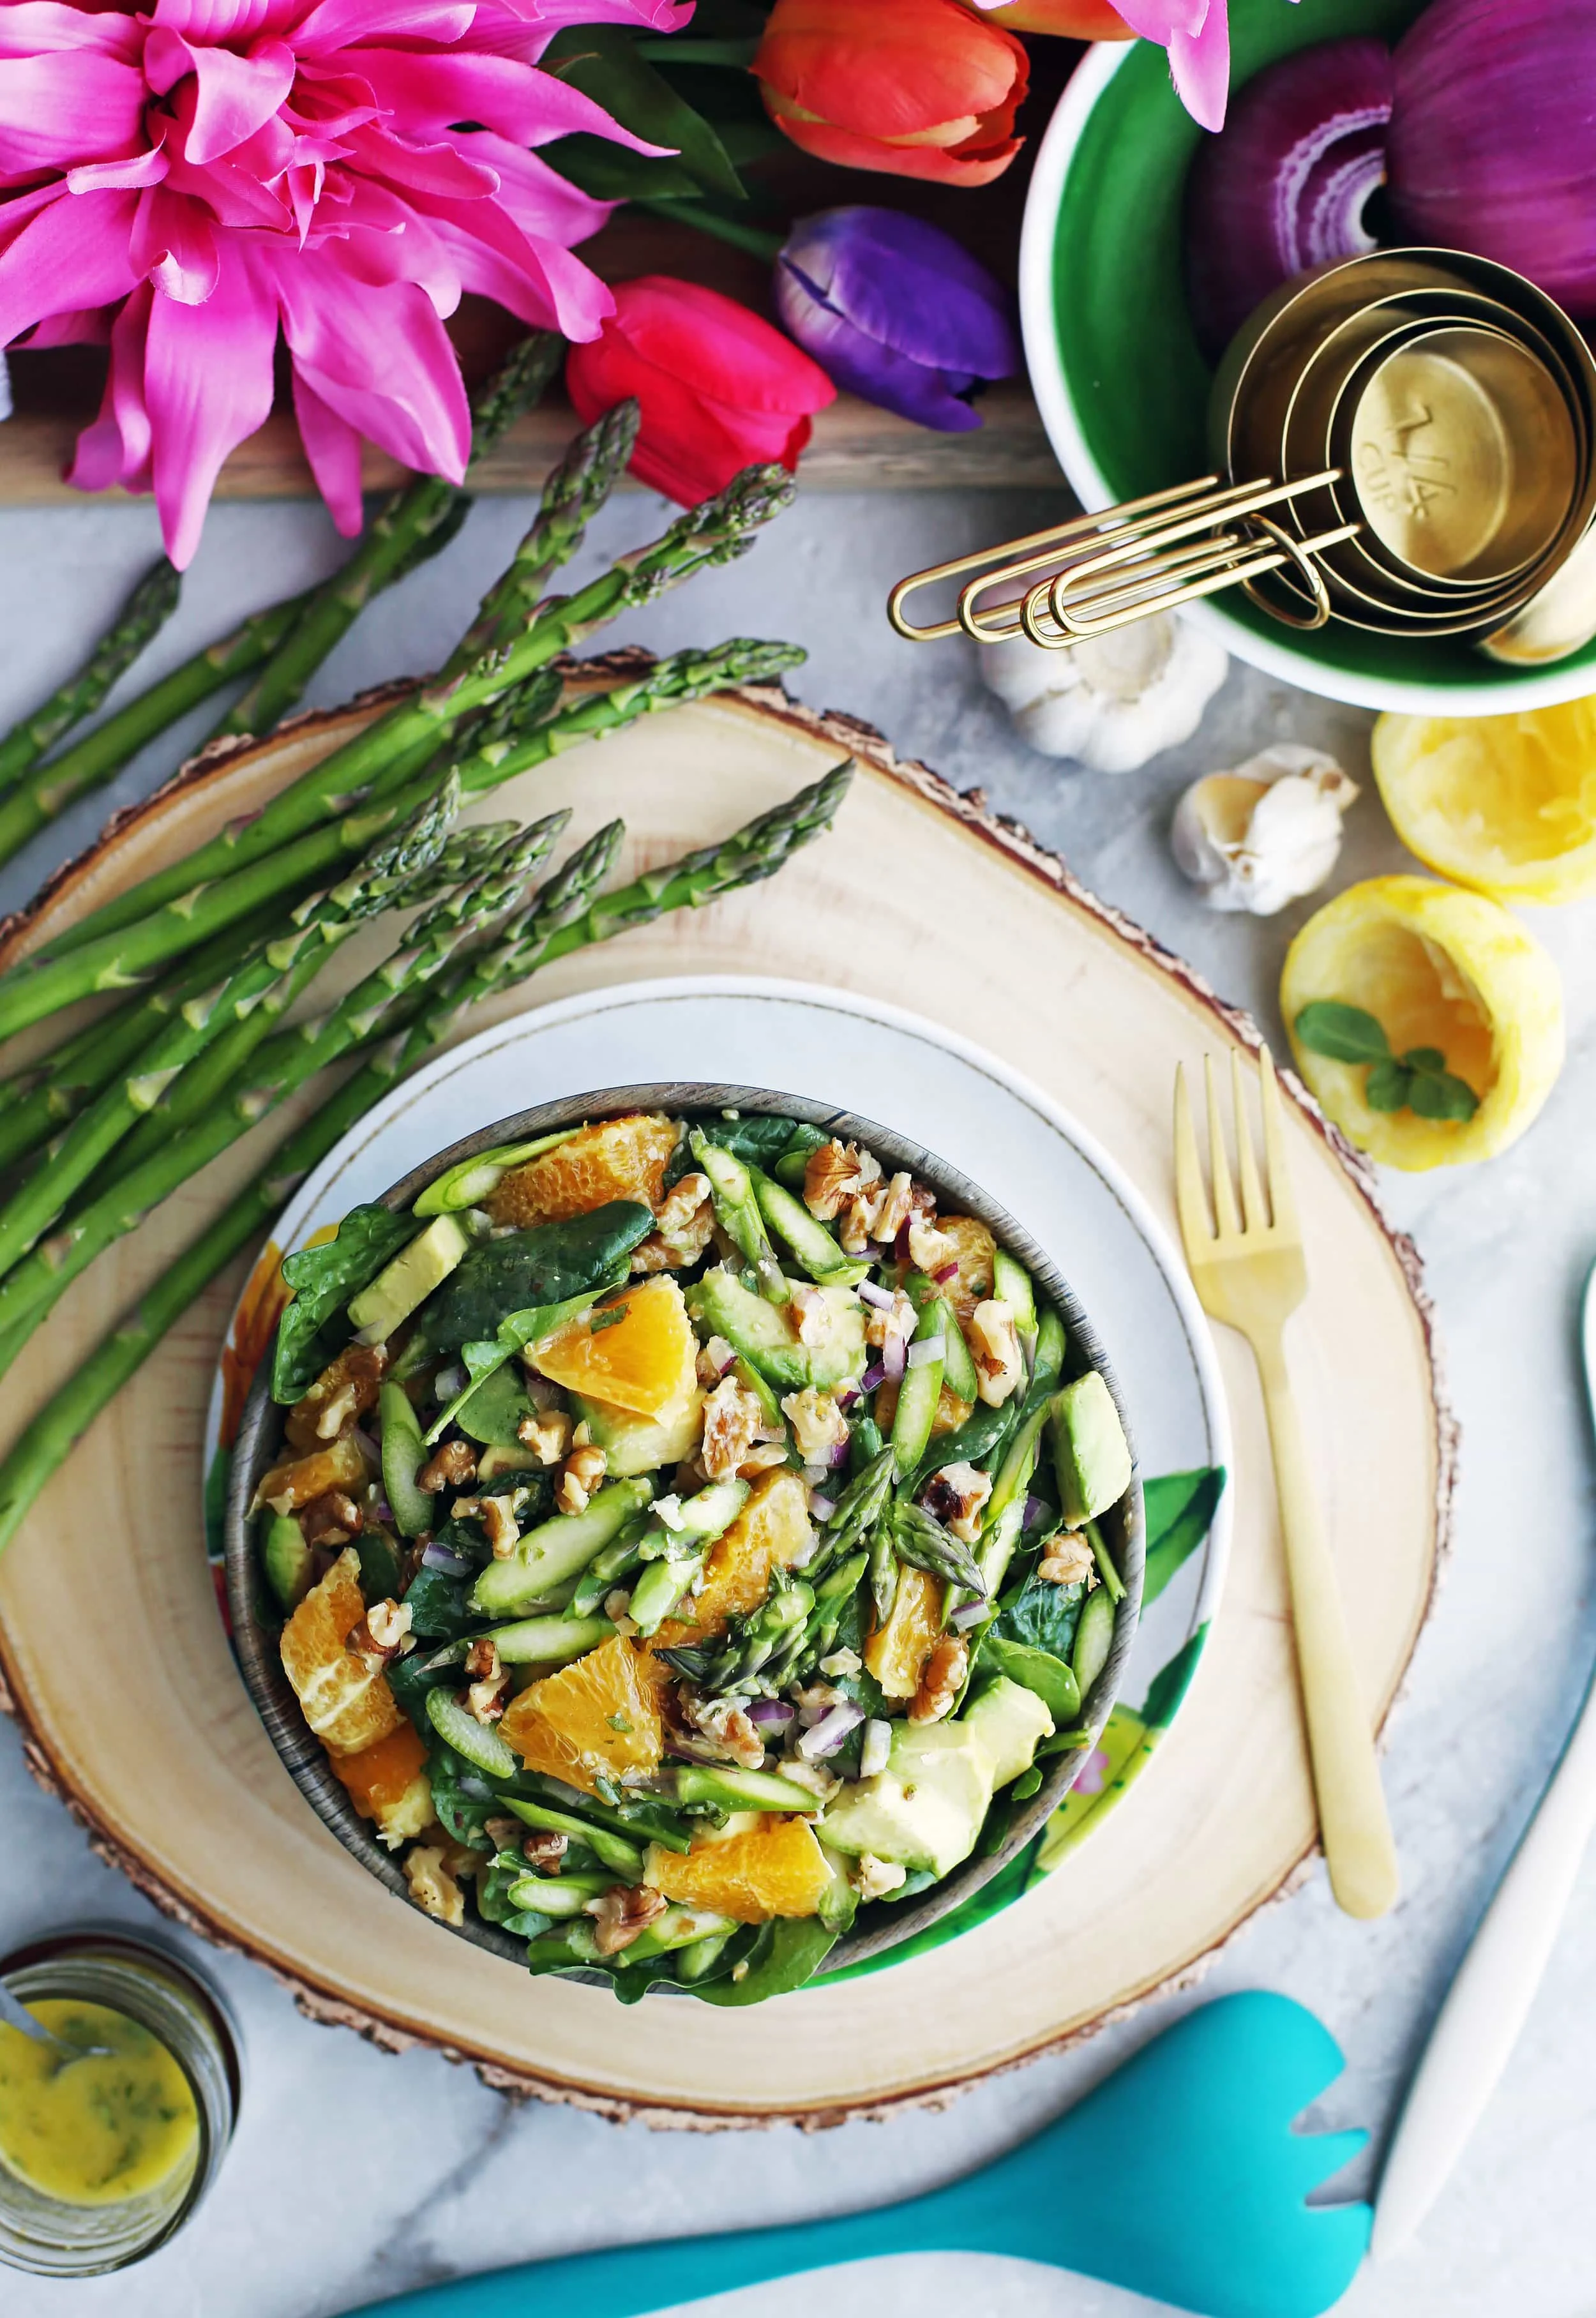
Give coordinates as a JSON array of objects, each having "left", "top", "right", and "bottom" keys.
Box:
[{"left": 0, "top": 1928, "right": 240, "bottom": 2277}]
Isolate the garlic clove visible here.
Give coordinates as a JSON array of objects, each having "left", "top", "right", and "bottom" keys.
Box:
[
  {"left": 978, "top": 609, "right": 1228, "bottom": 773},
  {"left": 1172, "top": 744, "right": 1359, "bottom": 915}
]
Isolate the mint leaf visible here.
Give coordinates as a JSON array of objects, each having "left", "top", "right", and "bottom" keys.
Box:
[
  {"left": 1365, "top": 1059, "right": 1413, "bottom": 1111},
  {"left": 1408, "top": 1070, "right": 1479, "bottom": 1122},
  {"left": 1401, "top": 1047, "right": 1448, "bottom": 1075},
  {"left": 1293, "top": 1002, "right": 1392, "bottom": 1064}
]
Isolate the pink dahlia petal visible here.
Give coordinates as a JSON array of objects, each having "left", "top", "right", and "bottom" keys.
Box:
[
  {"left": 145, "top": 245, "right": 279, "bottom": 566},
  {"left": 273, "top": 248, "right": 470, "bottom": 481},
  {"left": 0, "top": 7, "right": 143, "bottom": 61},
  {"left": 0, "top": 186, "right": 139, "bottom": 347},
  {"left": 67, "top": 140, "right": 171, "bottom": 193},
  {"left": 132, "top": 184, "right": 220, "bottom": 305},
  {"left": 148, "top": 0, "right": 302, "bottom": 41},
  {"left": 70, "top": 280, "right": 154, "bottom": 493},
  {"left": 295, "top": 0, "right": 478, "bottom": 52},
  {"left": 292, "top": 366, "right": 365, "bottom": 535},
  {"left": 1168, "top": 0, "right": 1231, "bottom": 133},
  {"left": 480, "top": 0, "right": 694, "bottom": 29},
  {"left": 23, "top": 301, "right": 118, "bottom": 347},
  {"left": 341, "top": 121, "right": 501, "bottom": 202},
  {"left": 460, "top": 131, "right": 613, "bottom": 255},
  {"left": 354, "top": 47, "right": 667, "bottom": 153},
  {"left": 144, "top": 31, "right": 298, "bottom": 167},
  {"left": 0, "top": 54, "right": 148, "bottom": 185},
  {"left": 1108, "top": 0, "right": 1207, "bottom": 37}
]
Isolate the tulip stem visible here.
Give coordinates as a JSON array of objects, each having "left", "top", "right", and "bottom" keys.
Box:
[
  {"left": 635, "top": 37, "right": 760, "bottom": 64},
  {"left": 636, "top": 198, "right": 783, "bottom": 263}
]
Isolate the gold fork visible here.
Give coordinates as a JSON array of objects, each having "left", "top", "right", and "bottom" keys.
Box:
[{"left": 1175, "top": 1048, "right": 1399, "bottom": 1920}]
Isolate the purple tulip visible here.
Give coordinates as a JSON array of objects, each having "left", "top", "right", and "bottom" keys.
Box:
[{"left": 773, "top": 207, "right": 1020, "bottom": 433}]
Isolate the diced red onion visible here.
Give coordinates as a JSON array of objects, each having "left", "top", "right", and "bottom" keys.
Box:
[
  {"left": 434, "top": 1364, "right": 465, "bottom": 1401},
  {"left": 374, "top": 1497, "right": 395, "bottom": 1526},
  {"left": 859, "top": 1718, "right": 892, "bottom": 1779},
  {"left": 422, "top": 1539, "right": 472, "bottom": 1575},
  {"left": 1184, "top": 36, "right": 1394, "bottom": 359},
  {"left": 797, "top": 1701, "right": 865, "bottom": 1761},
  {"left": 883, "top": 1336, "right": 907, "bottom": 1385},
  {"left": 806, "top": 1489, "right": 837, "bottom": 1521},
  {"left": 951, "top": 1600, "right": 988, "bottom": 1632},
  {"left": 1021, "top": 1493, "right": 1048, "bottom": 1532},
  {"left": 858, "top": 1279, "right": 896, "bottom": 1311},
  {"left": 802, "top": 1463, "right": 831, "bottom": 1487},
  {"left": 704, "top": 1338, "right": 735, "bottom": 1376},
  {"left": 351, "top": 1425, "right": 379, "bottom": 1466},
  {"left": 933, "top": 1260, "right": 959, "bottom": 1284},
  {"left": 836, "top": 1383, "right": 861, "bottom": 1410},
  {"left": 827, "top": 1437, "right": 851, "bottom": 1468},
  {"left": 1387, "top": 0, "right": 1596, "bottom": 318},
  {"left": 907, "top": 1336, "right": 946, "bottom": 1371},
  {"left": 749, "top": 1698, "right": 795, "bottom": 1731},
  {"left": 861, "top": 1362, "right": 886, "bottom": 1392}
]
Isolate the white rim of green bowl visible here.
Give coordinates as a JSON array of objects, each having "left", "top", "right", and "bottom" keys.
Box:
[{"left": 1017, "top": 38, "right": 1596, "bottom": 716}]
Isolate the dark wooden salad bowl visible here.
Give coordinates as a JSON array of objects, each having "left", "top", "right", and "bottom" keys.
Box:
[{"left": 225, "top": 1082, "right": 1145, "bottom": 1992}]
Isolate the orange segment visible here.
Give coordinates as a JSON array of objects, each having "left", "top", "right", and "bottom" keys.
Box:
[
  {"left": 937, "top": 1215, "right": 996, "bottom": 1321},
  {"left": 531, "top": 1276, "right": 697, "bottom": 1420},
  {"left": 658, "top": 1468, "right": 814, "bottom": 1645},
  {"left": 331, "top": 1720, "right": 433, "bottom": 1846},
  {"left": 864, "top": 1563, "right": 944, "bottom": 1700},
  {"left": 500, "top": 1634, "right": 664, "bottom": 1795},
  {"left": 647, "top": 1816, "right": 832, "bottom": 1922},
  {"left": 487, "top": 1113, "right": 680, "bottom": 1226},
  {"left": 279, "top": 1547, "right": 402, "bottom": 1754},
  {"left": 252, "top": 1430, "right": 368, "bottom": 1515}
]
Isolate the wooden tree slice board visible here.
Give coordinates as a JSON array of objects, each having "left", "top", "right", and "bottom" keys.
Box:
[{"left": 0, "top": 677, "right": 1453, "bottom": 2125}]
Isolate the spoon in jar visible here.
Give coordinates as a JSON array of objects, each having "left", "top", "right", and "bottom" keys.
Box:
[{"left": 0, "top": 1980, "right": 114, "bottom": 2061}]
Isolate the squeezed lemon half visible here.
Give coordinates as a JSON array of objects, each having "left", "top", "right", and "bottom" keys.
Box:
[
  {"left": 1281, "top": 876, "right": 1564, "bottom": 1170},
  {"left": 1372, "top": 698, "right": 1596, "bottom": 905}
]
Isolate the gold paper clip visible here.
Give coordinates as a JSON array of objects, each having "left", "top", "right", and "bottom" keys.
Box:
[{"left": 887, "top": 471, "right": 1363, "bottom": 649}]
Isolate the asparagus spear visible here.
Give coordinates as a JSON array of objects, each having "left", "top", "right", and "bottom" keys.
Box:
[
  {"left": 0, "top": 785, "right": 463, "bottom": 1283},
  {"left": 0, "top": 560, "right": 181, "bottom": 795},
  {"left": 17, "top": 462, "right": 797, "bottom": 987},
  {"left": 0, "top": 772, "right": 852, "bottom": 1463},
  {"left": 0, "top": 591, "right": 317, "bottom": 875},
  {"left": 213, "top": 333, "right": 565, "bottom": 742}
]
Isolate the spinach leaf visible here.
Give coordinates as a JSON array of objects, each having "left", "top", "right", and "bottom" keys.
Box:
[
  {"left": 993, "top": 1570, "right": 1085, "bottom": 1662},
  {"left": 689, "top": 1916, "right": 838, "bottom": 2005},
  {"left": 271, "top": 1205, "right": 415, "bottom": 1403},
  {"left": 401, "top": 1567, "right": 479, "bottom": 1643},
  {"left": 423, "top": 1203, "right": 653, "bottom": 1348},
  {"left": 978, "top": 1634, "right": 1080, "bottom": 1725},
  {"left": 907, "top": 1401, "right": 1016, "bottom": 1491},
  {"left": 476, "top": 1860, "right": 531, "bottom": 1928},
  {"left": 426, "top": 1740, "right": 499, "bottom": 1847},
  {"left": 666, "top": 1115, "right": 802, "bottom": 1189},
  {"left": 454, "top": 1363, "right": 531, "bottom": 1447},
  {"left": 388, "top": 1639, "right": 467, "bottom": 1722},
  {"left": 826, "top": 1586, "right": 886, "bottom": 1719}
]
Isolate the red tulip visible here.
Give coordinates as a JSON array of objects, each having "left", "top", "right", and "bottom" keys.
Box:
[
  {"left": 565, "top": 276, "right": 836, "bottom": 506},
  {"left": 957, "top": 0, "right": 1133, "bottom": 33},
  {"left": 752, "top": 0, "right": 1030, "bottom": 188}
]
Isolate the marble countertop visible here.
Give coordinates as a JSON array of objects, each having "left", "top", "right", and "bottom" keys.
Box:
[{"left": 3, "top": 478, "right": 1595, "bottom": 2318}]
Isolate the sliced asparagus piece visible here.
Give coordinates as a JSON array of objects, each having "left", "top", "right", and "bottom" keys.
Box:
[{"left": 0, "top": 560, "right": 181, "bottom": 794}]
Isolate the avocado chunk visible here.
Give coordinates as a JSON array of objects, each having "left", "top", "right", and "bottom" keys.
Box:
[
  {"left": 572, "top": 1387, "right": 704, "bottom": 1479},
  {"left": 348, "top": 1214, "right": 469, "bottom": 1344},
  {"left": 820, "top": 1676, "right": 1053, "bottom": 1876},
  {"left": 262, "top": 1512, "right": 312, "bottom": 1613},
  {"left": 1050, "top": 1370, "right": 1133, "bottom": 1524},
  {"left": 686, "top": 1268, "right": 866, "bottom": 1392}
]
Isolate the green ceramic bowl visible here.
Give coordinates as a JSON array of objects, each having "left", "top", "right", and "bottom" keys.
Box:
[{"left": 1017, "top": 0, "right": 1596, "bottom": 714}]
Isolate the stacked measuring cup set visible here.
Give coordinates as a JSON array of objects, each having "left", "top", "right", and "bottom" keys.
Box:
[{"left": 890, "top": 248, "right": 1596, "bottom": 668}]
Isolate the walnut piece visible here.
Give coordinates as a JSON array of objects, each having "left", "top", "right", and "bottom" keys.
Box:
[
  {"left": 781, "top": 1386, "right": 849, "bottom": 1465},
  {"left": 852, "top": 1852, "right": 908, "bottom": 1902},
  {"left": 968, "top": 1298, "right": 1024, "bottom": 1407},
  {"left": 695, "top": 1336, "right": 735, "bottom": 1386},
  {"left": 557, "top": 1441, "right": 608, "bottom": 1516},
  {"left": 909, "top": 1634, "right": 968, "bottom": 1725},
  {"left": 803, "top": 1138, "right": 882, "bottom": 1221},
  {"left": 682, "top": 1691, "right": 767, "bottom": 1769},
  {"left": 463, "top": 1636, "right": 510, "bottom": 1724},
  {"left": 1040, "top": 1534, "right": 1098, "bottom": 1587},
  {"left": 418, "top": 1437, "right": 477, "bottom": 1493},
  {"left": 519, "top": 1829, "right": 568, "bottom": 1872},
  {"left": 346, "top": 1596, "right": 412, "bottom": 1669},
  {"left": 404, "top": 1842, "right": 465, "bottom": 1926},
  {"left": 516, "top": 1408, "right": 572, "bottom": 1467},
  {"left": 864, "top": 1288, "right": 916, "bottom": 1352},
  {"left": 286, "top": 1341, "right": 388, "bottom": 1452},
  {"left": 921, "top": 1460, "right": 993, "bottom": 1545},
  {"left": 453, "top": 1493, "right": 521, "bottom": 1558},
  {"left": 585, "top": 1883, "right": 668, "bottom": 1956},
  {"left": 736, "top": 1441, "right": 790, "bottom": 1479},
  {"left": 632, "top": 1171, "right": 717, "bottom": 1274},
  {"left": 788, "top": 1282, "right": 831, "bottom": 1345},
  {"left": 701, "top": 1371, "right": 764, "bottom": 1482},
  {"left": 301, "top": 1488, "right": 363, "bottom": 1549},
  {"left": 907, "top": 1213, "right": 956, "bottom": 1274}
]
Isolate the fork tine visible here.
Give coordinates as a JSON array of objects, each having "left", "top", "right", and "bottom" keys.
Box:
[
  {"left": 1173, "top": 1064, "right": 1212, "bottom": 1252},
  {"left": 1258, "top": 1043, "right": 1300, "bottom": 1237},
  {"left": 1232, "top": 1050, "right": 1269, "bottom": 1233},
  {"left": 1203, "top": 1055, "right": 1239, "bottom": 1238}
]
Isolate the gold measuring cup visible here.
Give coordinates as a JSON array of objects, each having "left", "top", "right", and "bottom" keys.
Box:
[{"left": 888, "top": 248, "right": 1596, "bottom": 661}]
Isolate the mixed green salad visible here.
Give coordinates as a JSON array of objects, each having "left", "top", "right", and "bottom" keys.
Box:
[{"left": 257, "top": 1104, "right": 1135, "bottom": 2004}]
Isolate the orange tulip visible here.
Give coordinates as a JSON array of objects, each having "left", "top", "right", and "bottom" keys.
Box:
[
  {"left": 752, "top": 0, "right": 1030, "bottom": 188},
  {"left": 955, "top": 0, "right": 1133, "bottom": 33}
]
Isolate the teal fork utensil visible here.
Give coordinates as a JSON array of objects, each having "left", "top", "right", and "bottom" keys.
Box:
[{"left": 342, "top": 1993, "right": 1369, "bottom": 2318}]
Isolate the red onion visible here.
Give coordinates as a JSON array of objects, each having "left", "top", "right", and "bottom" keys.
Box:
[
  {"left": 797, "top": 1701, "right": 865, "bottom": 1761},
  {"left": 421, "top": 1539, "right": 472, "bottom": 1575},
  {"left": 861, "top": 1361, "right": 886, "bottom": 1392},
  {"left": 1388, "top": 0, "right": 1596, "bottom": 318},
  {"left": 933, "top": 1261, "right": 960, "bottom": 1284},
  {"left": 828, "top": 1437, "right": 851, "bottom": 1468},
  {"left": 807, "top": 1488, "right": 838, "bottom": 1521},
  {"left": 858, "top": 1279, "right": 896, "bottom": 1311},
  {"left": 836, "top": 1383, "right": 861, "bottom": 1410},
  {"left": 907, "top": 1336, "right": 946, "bottom": 1370},
  {"left": 951, "top": 1600, "right": 989, "bottom": 1632},
  {"left": 859, "top": 1718, "right": 892, "bottom": 1779},
  {"left": 351, "top": 1425, "right": 379, "bottom": 1467},
  {"left": 434, "top": 1363, "right": 465, "bottom": 1401},
  {"left": 1184, "top": 36, "right": 1394, "bottom": 359},
  {"left": 1021, "top": 1493, "right": 1049, "bottom": 1532},
  {"left": 749, "top": 1698, "right": 795, "bottom": 1731},
  {"left": 882, "top": 1336, "right": 908, "bottom": 1385},
  {"left": 802, "top": 1463, "right": 831, "bottom": 1488}
]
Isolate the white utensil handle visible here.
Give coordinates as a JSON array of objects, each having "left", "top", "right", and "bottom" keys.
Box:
[{"left": 1373, "top": 1664, "right": 1596, "bottom": 2259}]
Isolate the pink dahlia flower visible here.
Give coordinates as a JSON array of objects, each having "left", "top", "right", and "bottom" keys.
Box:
[{"left": 0, "top": 0, "right": 692, "bottom": 565}]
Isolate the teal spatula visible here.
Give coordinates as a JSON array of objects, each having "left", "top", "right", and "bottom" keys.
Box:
[{"left": 342, "top": 1994, "right": 1369, "bottom": 2318}]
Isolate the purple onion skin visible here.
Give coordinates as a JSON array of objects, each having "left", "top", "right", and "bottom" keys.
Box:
[
  {"left": 1388, "top": 0, "right": 1596, "bottom": 318},
  {"left": 774, "top": 207, "right": 1020, "bottom": 433},
  {"left": 1184, "top": 36, "right": 1394, "bottom": 361}
]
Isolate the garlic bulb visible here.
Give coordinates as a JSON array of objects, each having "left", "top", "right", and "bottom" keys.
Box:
[
  {"left": 1172, "top": 744, "right": 1359, "bottom": 915},
  {"left": 978, "top": 611, "right": 1228, "bottom": 772}
]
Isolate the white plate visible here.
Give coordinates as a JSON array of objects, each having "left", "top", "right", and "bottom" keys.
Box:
[{"left": 206, "top": 976, "right": 1232, "bottom": 1939}]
